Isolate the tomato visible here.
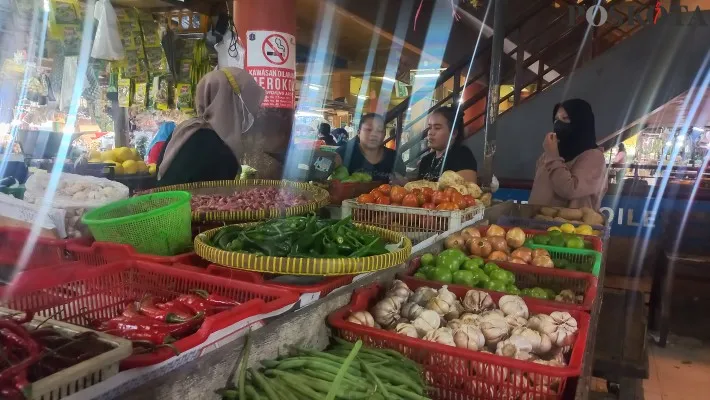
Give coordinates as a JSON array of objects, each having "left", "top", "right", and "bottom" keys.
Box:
[
  {"left": 451, "top": 192, "right": 466, "bottom": 210},
  {"left": 377, "top": 184, "right": 392, "bottom": 195},
  {"left": 422, "top": 187, "right": 435, "bottom": 202},
  {"left": 443, "top": 187, "right": 461, "bottom": 198},
  {"left": 357, "top": 194, "right": 376, "bottom": 204},
  {"left": 415, "top": 192, "right": 426, "bottom": 206},
  {"left": 370, "top": 189, "right": 385, "bottom": 199},
  {"left": 436, "top": 202, "right": 458, "bottom": 211},
  {"left": 432, "top": 191, "right": 450, "bottom": 205},
  {"left": 390, "top": 186, "right": 407, "bottom": 203},
  {"left": 462, "top": 195, "right": 477, "bottom": 208},
  {"left": 411, "top": 188, "right": 422, "bottom": 195},
  {"left": 421, "top": 202, "right": 436, "bottom": 209},
  {"left": 401, "top": 193, "right": 420, "bottom": 208},
  {"left": 376, "top": 196, "right": 391, "bottom": 205}
]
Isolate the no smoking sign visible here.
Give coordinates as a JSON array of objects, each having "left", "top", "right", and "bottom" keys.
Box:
[
  {"left": 246, "top": 30, "right": 296, "bottom": 109},
  {"left": 261, "top": 34, "right": 289, "bottom": 65}
]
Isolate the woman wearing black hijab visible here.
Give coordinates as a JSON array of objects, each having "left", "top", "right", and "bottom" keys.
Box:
[
  {"left": 529, "top": 99, "right": 607, "bottom": 209},
  {"left": 317, "top": 123, "right": 337, "bottom": 146}
]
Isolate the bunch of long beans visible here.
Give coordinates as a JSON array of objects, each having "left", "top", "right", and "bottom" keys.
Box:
[{"left": 217, "top": 337, "right": 429, "bottom": 400}]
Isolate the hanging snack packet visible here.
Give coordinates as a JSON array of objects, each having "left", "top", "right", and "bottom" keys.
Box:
[
  {"left": 138, "top": 12, "right": 169, "bottom": 74},
  {"left": 175, "top": 83, "right": 193, "bottom": 112},
  {"left": 49, "top": 0, "right": 82, "bottom": 54},
  {"left": 134, "top": 80, "right": 148, "bottom": 109},
  {"left": 117, "top": 78, "right": 132, "bottom": 108}
]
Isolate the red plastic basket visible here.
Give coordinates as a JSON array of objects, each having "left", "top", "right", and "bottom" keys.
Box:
[
  {"left": 0, "top": 260, "right": 299, "bottom": 369},
  {"left": 0, "top": 227, "right": 72, "bottom": 270},
  {"left": 66, "top": 240, "right": 201, "bottom": 266},
  {"left": 477, "top": 226, "right": 603, "bottom": 252},
  {"left": 402, "top": 257, "right": 598, "bottom": 312},
  {"left": 328, "top": 283, "right": 590, "bottom": 400},
  {"left": 199, "top": 264, "right": 354, "bottom": 299},
  {"left": 328, "top": 180, "right": 383, "bottom": 205}
]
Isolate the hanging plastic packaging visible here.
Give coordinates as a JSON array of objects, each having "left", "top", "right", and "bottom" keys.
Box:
[
  {"left": 91, "top": 0, "right": 124, "bottom": 60},
  {"left": 215, "top": 30, "right": 245, "bottom": 69}
]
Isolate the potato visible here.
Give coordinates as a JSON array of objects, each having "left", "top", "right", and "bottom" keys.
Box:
[
  {"left": 534, "top": 214, "right": 553, "bottom": 221},
  {"left": 539, "top": 207, "right": 559, "bottom": 217},
  {"left": 558, "top": 208, "right": 584, "bottom": 221},
  {"left": 480, "top": 193, "right": 492, "bottom": 207},
  {"left": 580, "top": 207, "right": 596, "bottom": 217},
  {"left": 583, "top": 211, "right": 604, "bottom": 226},
  {"left": 553, "top": 216, "right": 568, "bottom": 222}
]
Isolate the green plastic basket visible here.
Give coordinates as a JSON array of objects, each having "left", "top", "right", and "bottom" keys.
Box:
[
  {"left": 529, "top": 245, "right": 602, "bottom": 277},
  {"left": 81, "top": 191, "right": 192, "bottom": 256}
]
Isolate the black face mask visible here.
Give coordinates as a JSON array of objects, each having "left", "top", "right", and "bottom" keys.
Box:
[{"left": 553, "top": 120, "right": 574, "bottom": 141}]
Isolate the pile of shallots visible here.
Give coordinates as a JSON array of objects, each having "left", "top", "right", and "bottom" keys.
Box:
[{"left": 347, "top": 280, "right": 579, "bottom": 366}]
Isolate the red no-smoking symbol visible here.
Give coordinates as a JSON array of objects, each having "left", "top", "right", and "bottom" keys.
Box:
[{"left": 262, "top": 34, "right": 289, "bottom": 66}]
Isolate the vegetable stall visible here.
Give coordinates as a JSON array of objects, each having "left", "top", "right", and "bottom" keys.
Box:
[{"left": 0, "top": 165, "right": 610, "bottom": 399}]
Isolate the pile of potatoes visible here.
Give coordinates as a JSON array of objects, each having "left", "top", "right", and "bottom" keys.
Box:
[{"left": 534, "top": 207, "right": 604, "bottom": 226}]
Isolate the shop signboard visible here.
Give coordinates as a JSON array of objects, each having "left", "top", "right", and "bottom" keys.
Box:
[
  {"left": 245, "top": 30, "right": 296, "bottom": 109},
  {"left": 493, "top": 188, "right": 710, "bottom": 239}
]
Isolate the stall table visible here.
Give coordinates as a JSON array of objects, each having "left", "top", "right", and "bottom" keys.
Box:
[{"left": 114, "top": 202, "right": 608, "bottom": 400}]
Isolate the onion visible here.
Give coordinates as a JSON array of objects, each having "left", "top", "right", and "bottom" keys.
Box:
[
  {"left": 532, "top": 248, "right": 550, "bottom": 259},
  {"left": 488, "top": 251, "right": 509, "bottom": 262},
  {"left": 460, "top": 227, "right": 481, "bottom": 242},
  {"left": 444, "top": 234, "right": 466, "bottom": 251},
  {"left": 509, "top": 257, "right": 527, "bottom": 264},
  {"left": 505, "top": 227, "right": 526, "bottom": 249},
  {"left": 489, "top": 236, "right": 509, "bottom": 253},
  {"left": 486, "top": 224, "right": 506, "bottom": 237},
  {"left": 511, "top": 247, "right": 533, "bottom": 263},
  {"left": 532, "top": 255, "right": 554, "bottom": 268},
  {"left": 469, "top": 238, "right": 492, "bottom": 257}
]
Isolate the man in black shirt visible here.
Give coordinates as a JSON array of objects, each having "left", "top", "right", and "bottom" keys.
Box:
[
  {"left": 417, "top": 106, "right": 477, "bottom": 182},
  {"left": 336, "top": 113, "right": 395, "bottom": 182}
]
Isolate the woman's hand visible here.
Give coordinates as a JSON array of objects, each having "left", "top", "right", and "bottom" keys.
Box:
[{"left": 543, "top": 132, "right": 559, "bottom": 157}]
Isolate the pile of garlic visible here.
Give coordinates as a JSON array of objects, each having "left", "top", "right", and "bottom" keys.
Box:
[{"left": 347, "top": 280, "right": 579, "bottom": 366}]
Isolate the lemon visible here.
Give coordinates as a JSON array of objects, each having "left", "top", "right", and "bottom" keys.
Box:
[
  {"left": 575, "top": 224, "right": 593, "bottom": 235},
  {"left": 560, "top": 223, "right": 576, "bottom": 234},
  {"left": 148, "top": 163, "right": 157, "bottom": 175},
  {"left": 88, "top": 150, "right": 101, "bottom": 160},
  {"left": 100, "top": 150, "right": 116, "bottom": 162},
  {"left": 114, "top": 147, "right": 133, "bottom": 163},
  {"left": 106, "top": 161, "right": 123, "bottom": 175},
  {"left": 136, "top": 161, "right": 148, "bottom": 173},
  {"left": 88, "top": 158, "right": 102, "bottom": 163},
  {"left": 129, "top": 148, "right": 140, "bottom": 160},
  {"left": 122, "top": 160, "right": 138, "bottom": 174},
  {"left": 547, "top": 226, "right": 561, "bottom": 232}
]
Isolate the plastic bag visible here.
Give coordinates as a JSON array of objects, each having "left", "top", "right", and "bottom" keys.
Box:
[
  {"left": 0, "top": 193, "right": 67, "bottom": 238},
  {"left": 215, "top": 30, "right": 245, "bottom": 69},
  {"left": 91, "top": 0, "right": 124, "bottom": 60},
  {"left": 24, "top": 171, "right": 129, "bottom": 209}
]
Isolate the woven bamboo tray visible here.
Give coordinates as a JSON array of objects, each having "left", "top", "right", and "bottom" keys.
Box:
[
  {"left": 194, "top": 223, "right": 412, "bottom": 276},
  {"left": 144, "top": 180, "right": 330, "bottom": 223}
]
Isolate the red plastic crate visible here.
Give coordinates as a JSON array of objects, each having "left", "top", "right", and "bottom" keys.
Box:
[
  {"left": 199, "top": 264, "right": 354, "bottom": 298},
  {"left": 328, "top": 283, "right": 590, "bottom": 400},
  {"left": 66, "top": 240, "right": 202, "bottom": 266},
  {"left": 477, "top": 225, "right": 603, "bottom": 252},
  {"left": 0, "top": 227, "right": 72, "bottom": 270},
  {"left": 0, "top": 260, "right": 299, "bottom": 369},
  {"left": 402, "top": 257, "right": 598, "bottom": 312}
]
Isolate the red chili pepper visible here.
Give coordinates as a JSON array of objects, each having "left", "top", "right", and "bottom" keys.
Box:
[
  {"left": 100, "top": 313, "right": 204, "bottom": 345},
  {"left": 156, "top": 301, "right": 195, "bottom": 320},
  {"left": 138, "top": 296, "right": 192, "bottom": 323},
  {"left": 173, "top": 294, "right": 211, "bottom": 315},
  {"left": 191, "top": 289, "right": 241, "bottom": 309},
  {"left": 122, "top": 302, "right": 142, "bottom": 318}
]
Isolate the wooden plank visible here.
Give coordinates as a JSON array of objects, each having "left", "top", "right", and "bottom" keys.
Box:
[{"left": 592, "top": 289, "right": 649, "bottom": 380}]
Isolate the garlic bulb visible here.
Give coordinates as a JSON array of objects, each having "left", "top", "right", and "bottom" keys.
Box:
[
  {"left": 462, "top": 290, "right": 494, "bottom": 313},
  {"left": 505, "top": 315, "right": 528, "bottom": 330},
  {"left": 555, "top": 289, "right": 576, "bottom": 304},
  {"left": 526, "top": 314, "right": 555, "bottom": 332},
  {"left": 511, "top": 326, "right": 552, "bottom": 355},
  {"left": 444, "top": 300, "right": 464, "bottom": 321},
  {"left": 437, "top": 285, "right": 458, "bottom": 307},
  {"left": 479, "top": 313, "right": 510, "bottom": 345},
  {"left": 410, "top": 287, "right": 437, "bottom": 306},
  {"left": 412, "top": 309, "right": 441, "bottom": 336},
  {"left": 447, "top": 319, "right": 464, "bottom": 331},
  {"left": 499, "top": 295, "right": 529, "bottom": 319},
  {"left": 481, "top": 309, "right": 505, "bottom": 318},
  {"left": 547, "top": 347, "right": 569, "bottom": 365},
  {"left": 496, "top": 335, "right": 534, "bottom": 360},
  {"left": 423, "top": 327, "right": 455, "bottom": 346},
  {"left": 426, "top": 296, "right": 451, "bottom": 316},
  {"left": 346, "top": 311, "right": 374, "bottom": 327},
  {"left": 453, "top": 325, "right": 485, "bottom": 350},
  {"left": 400, "top": 302, "right": 424, "bottom": 321},
  {"left": 394, "top": 322, "right": 419, "bottom": 338},
  {"left": 521, "top": 386, "right": 557, "bottom": 400},
  {"left": 460, "top": 313, "right": 482, "bottom": 326},
  {"left": 540, "top": 311, "right": 579, "bottom": 347},
  {"left": 371, "top": 297, "right": 401, "bottom": 328},
  {"left": 529, "top": 360, "right": 563, "bottom": 392},
  {"left": 502, "top": 372, "right": 530, "bottom": 399},
  {"left": 388, "top": 280, "right": 412, "bottom": 301}
]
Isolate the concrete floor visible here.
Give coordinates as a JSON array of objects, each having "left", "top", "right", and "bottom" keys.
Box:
[{"left": 644, "top": 335, "right": 710, "bottom": 400}]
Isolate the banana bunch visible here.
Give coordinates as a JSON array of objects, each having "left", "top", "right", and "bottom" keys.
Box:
[{"left": 189, "top": 39, "right": 210, "bottom": 88}]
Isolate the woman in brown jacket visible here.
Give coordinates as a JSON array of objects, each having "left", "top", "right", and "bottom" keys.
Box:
[{"left": 529, "top": 99, "right": 607, "bottom": 210}]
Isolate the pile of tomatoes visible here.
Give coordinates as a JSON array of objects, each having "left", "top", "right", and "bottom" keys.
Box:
[{"left": 356, "top": 184, "right": 478, "bottom": 211}]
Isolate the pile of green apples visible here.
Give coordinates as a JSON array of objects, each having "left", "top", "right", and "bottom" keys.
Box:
[{"left": 414, "top": 249, "right": 568, "bottom": 300}]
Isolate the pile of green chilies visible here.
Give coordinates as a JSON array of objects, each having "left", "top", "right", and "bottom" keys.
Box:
[
  {"left": 209, "top": 215, "right": 389, "bottom": 258},
  {"left": 216, "top": 337, "right": 429, "bottom": 400}
]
